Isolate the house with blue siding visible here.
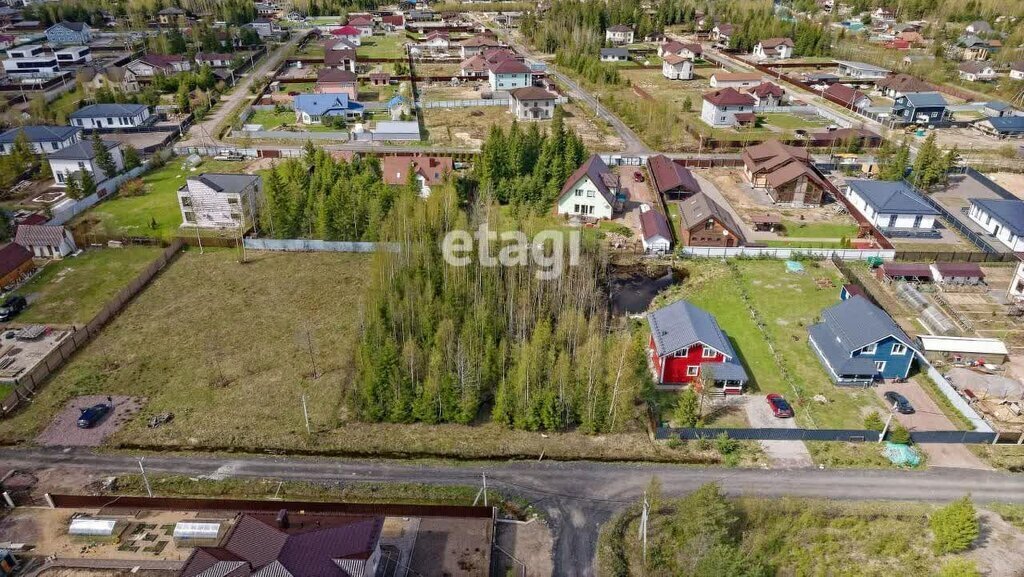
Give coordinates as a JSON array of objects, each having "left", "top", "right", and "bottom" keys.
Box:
[
  {"left": 45, "top": 21, "right": 92, "bottom": 45},
  {"left": 808, "top": 295, "right": 917, "bottom": 384},
  {"left": 891, "top": 92, "right": 947, "bottom": 125}
]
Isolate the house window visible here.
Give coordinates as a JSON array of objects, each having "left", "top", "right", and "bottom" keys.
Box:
[
  {"left": 702, "top": 346, "right": 715, "bottom": 358},
  {"left": 860, "top": 343, "right": 877, "bottom": 355},
  {"left": 892, "top": 343, "right": 907, "bottom": 355},
  {"left": 673, "top": 348, "right": 687, "bottom": 358},
  {"left": 181, "top": 197, "right": 192, "bottom": 207},
  {"left": 913, "top": 215, "right": 923, "bottom": 228},
  {"left": 687, "top": 366, "right": 699, "bottom": 376},
  {"left": 705, "top": 219, "right": 714, "bottom": 230},
  {"left": 874, "top": 360, "right": 886, "bottom": 372},
  {"left": 183, "top": 211, "right": 196, "bottom": 223}
]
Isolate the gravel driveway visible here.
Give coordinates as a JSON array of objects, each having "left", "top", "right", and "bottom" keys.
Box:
[
  {"left": 35, "top": 395, "right": 144, "bottom": 447},
  {"left": 742, "top": 395, "right": 814, "bottom": 468}
]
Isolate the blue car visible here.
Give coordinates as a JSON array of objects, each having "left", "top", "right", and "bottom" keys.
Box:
[{"left": 77, "top": 403, "right": 111, "bottom": 428}]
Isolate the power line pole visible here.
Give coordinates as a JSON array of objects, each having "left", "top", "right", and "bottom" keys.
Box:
[
  {"left": 301, "top": 393, "right": 310, "bottom": 434},
  {"left": 639, "top": 490, "right": 650, "bottom": 566},
  {"left": 138, "top": 457, "right": 153, "bottom": 497}
]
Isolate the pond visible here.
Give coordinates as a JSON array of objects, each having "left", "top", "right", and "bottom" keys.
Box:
[{"left": 608, "top": 264, "right": 683, "bottom": 315}]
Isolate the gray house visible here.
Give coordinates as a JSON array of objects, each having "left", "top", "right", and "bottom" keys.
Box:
[
  {"left": 0, "top": 125, "right": 81, "bottom": 155},
  {"left": 44, "top": 21, "right": 92, "bottom": 45}
]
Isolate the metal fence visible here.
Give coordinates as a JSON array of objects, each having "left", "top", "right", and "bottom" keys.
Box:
[
  {"left": 236, "top": 129, "right": 351, "bottom": 141},
  {"left": 914, "top": 187, "right": 1004, "bottom": 254},
  {"left": 1, "top": 240, "right": 184, "bottom": 417},
  {"left": 243, "top": 238, "right": 398, "bottom": 252},
  {"left": 421, "top": 98, "right": 509, "bottom": 108},
  {"left": 680, "top": 246, "right": 897, "bottom": 261},
  {"left": 659, "top": 427, "right": 998, "bottom": 443},
  {"left": 46, "top": 493, "right": 494, "bottom": 519}
]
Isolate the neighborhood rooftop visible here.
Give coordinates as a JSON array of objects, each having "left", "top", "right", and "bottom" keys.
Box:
[
  {"left": 70, "top": 103, "right": 149, "bottom": 118},
  {"left": 846, "top": 179, "right": 939, "bottom": 215},
  {"left": 0, "top": 125, "right": 80, "bottom": 143}
]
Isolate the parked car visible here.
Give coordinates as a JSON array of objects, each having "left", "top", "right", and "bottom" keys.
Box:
[
  {"left": 0, "top": 295, "right": 27, "bottom": 322},
  {"left": 766, "top": 393, "right": 794, "bottom": 418},
  {"left": 633, "top": 170, "right": 645, "bottom": 182},
  {"left": 77, "top": 403, "right": 112, "bottom": 429},
  {"left": 884, "top": 391, "right": 915, "bottom": 414}
]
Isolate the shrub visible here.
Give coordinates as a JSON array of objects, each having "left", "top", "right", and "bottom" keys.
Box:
[
  {"left": 117, "top": 178, "right": 146, "bottom": 197},
  {"left": 863, "top": 411, "right": 884, "bottom": 431},
  {"left": 715, "top": 432, "right": 739, "bottom": 456},
  {"left": 931, "top": 497, "right": 979, "bottom": 555},
  {"left": 696, "top": 437, "right": 713, "bottom": 452},
  {"left": 673, "top": 389, "right": 699, "bottom": 428},
  {"left": 938, "top": 558, "right": 981, "bottom": 577},
  {"left": 888, "top": 423, "right": 911, "bottom": 445}
]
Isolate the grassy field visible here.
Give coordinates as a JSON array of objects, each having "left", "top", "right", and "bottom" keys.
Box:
[
  {"left": 247, "top": 108, "right": 294, "bottom": 129},
  {"left": 760, "top": 112, "right": 829, "bottom": 130},
  {"left": 357, "top": 35, "right": 407, "bottom": 58},
  {"left": 15, "top": 247, "right": 163, "bottom": 325},
  {"left": 69, "top": 159, "right": 254, "bottom": 240},
  {"left": 658, "top": 260, "right": 885, "bottom": 429},
  {"left": 599, "top": 495, "right": 976, "bottom": 577},
  {"left": 781, "top": 220, "right": 859, "bottom": 238}
]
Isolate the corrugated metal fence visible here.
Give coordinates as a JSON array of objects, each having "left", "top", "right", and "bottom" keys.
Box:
[
  {"left": 243, "top": 239, "right": 398, "bottom": 252},
  {"left": 659, "top": 427, "right": 998, "bottom": 443}
]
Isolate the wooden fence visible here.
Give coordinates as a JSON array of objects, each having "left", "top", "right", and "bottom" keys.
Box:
[{"left": 0, "top": 240, "right": 185, "bottom": 417}]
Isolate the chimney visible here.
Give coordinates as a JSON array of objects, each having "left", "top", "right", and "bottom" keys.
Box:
[{"left": 276, "top": 509, "right": 289, "bottom": 529}]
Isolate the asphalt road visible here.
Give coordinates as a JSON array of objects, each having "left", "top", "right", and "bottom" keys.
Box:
[{"left": 3, "top": 447, "right": 1024, "bottom": 576}]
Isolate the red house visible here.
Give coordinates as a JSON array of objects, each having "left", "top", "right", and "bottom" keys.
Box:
[{"left": 647, "top": 300, "right": 748, "bottom": 394}]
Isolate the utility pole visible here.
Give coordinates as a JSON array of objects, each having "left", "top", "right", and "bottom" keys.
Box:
[
  {"left": 639, "top": 490, "right": 650, "bottom": 566},
  {"left": 138, "top": 457, "right": 153, "bottom": 497},
  {"left": 879, "top": 411, "right": 895, "bottom": 443},
  {"left": 301, "top": 393, "right": 310, "bottom": 434}
]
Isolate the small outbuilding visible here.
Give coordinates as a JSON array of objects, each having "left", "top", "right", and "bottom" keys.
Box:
[
  {"left": 639, "top": 209, "right": 672, "bottom": 254},
  {"left": 918, "top": 335, "right": 1008, "bottom": 365},
  {"left": 14, "top": 224, "right": 77, "bottom": 259},
  {"left": 876, "top": 263, "right": 932, "bottom": 283},
  {"left": 929, "top": 263, "right": 985, "bottom": 285}
]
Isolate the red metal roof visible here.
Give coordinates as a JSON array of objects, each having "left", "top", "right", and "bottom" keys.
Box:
[{"left": 702, "top": 87, "right": 755, "bottom": 106}]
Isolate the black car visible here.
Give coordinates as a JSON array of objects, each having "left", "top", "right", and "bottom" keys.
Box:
[
  {"left": 77, "top": 403, "right": 112, "bottom": 428},
  {"left": 884, "top": 391, "right": 915, "bottom": 414},
  {"left": 0, "top": 295, "right": 27, "bottom": 322}
]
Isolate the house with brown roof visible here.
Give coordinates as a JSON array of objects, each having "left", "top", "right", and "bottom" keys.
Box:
[
  {"left": 605, "top": 24, "right": 634, "bottom": 45},
  {"left": 556, "top": 155, "right": 622, "bottom": 219},
  {"left": 0, "top": 243, "right": 34, "bottom": 289},
  {"left": 753, "top": 37, "right": 793, "bottom": 60},
  {"left": 640, "top": 209, "right": 672, "bottom": 253},
  {"left": 709, "top": 72, "right": 762, "bottom": 89},
  {"left": 662, "top": 54, "right": 693, "bottom": 80},
  {"left": 509, "top": 87, "right": 557, "bottom": 120},
  {"left": 958, "top": 61, "right": 997, "bottom": 82},
  {"left": 324, "top": 42, "right": 357, "bottom": 72},
  {"left": 488, "top": 58, "right": 532, "bottom": 91},
  {"left": 823, "top": 83, "right": 871, "bottom": 109},
  {"left": 315, "top": 69, "right": 358, "bottom": 99},
  {"left": 460, "top": 33, "right": 501, "bottom": 59},
  {"left": 807, "top": 127, "right": 882, "bottom": 148},
  {"left": 659, "top": 41, "right": 701, "bottom": 59},
  {"left": 741, "top": 140, "right": 828, "bottom": 206},
  {"left": 14, "top": 224, "right": 76, "bottom": 258},
  {"left": 381, "top": 14, "right": 405, "bottom": 30},
  {"left": 678, "top": 192, "right": 745, "bottom": 247},
  {"left": 748, "top": 82, "right": 786, "bottom": 108},
  {"left": 711, "top": 24, "right": 733, "bottom": 45},
  {"left": 875, "top": 73, "right": 933, "bottom": 98},
  {"left": 381, "top": 155, "right": 453, "bottom": 197},
  {"left": 180, "top": 512, "right": 383, "bottom": 577},
  {"left": 460, "top": 54, "right": 489, "bottom": 77},
  {"left": 647, "top": 154, "right": 700, "bottom": 199},
  {"left": 346, "top": 15, "right": 374, "bottom": 36},
  {"left": 700, "top": 88, "right": 755, "bottom": 127}
]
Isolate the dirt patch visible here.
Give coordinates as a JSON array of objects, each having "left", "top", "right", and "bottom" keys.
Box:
[
  {"left": 36, "top": 395, "right": 145, "bottom": 447},
  {"left": 495, "top": 519, "right": 554, "bottom": 577},
  {"left": 986, "top": 173, "right": 1024, "bottom": 199},
  {"left": 408, "top": 517, "right": 492, "bottom": 576},
  {"left": 969, "top": 510, "right": 1024, "bottom": 577}
]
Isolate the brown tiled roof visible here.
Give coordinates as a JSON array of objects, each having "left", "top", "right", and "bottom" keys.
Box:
[
  {"left": 381, "top": 155, "right": 453, "bottom": 186},
  {"left": 460, "top": 54, "right": 488, "bottom": 71},
  {"left": 702, "top": 87, "right": 755, "bottom": 106},
  {"left": 662, "top": 54, "right": 689, "bottom": 66},
  {"left": 764, "top": 161, "right": 825, "bottom": 190},
  {"left": 461, "top": 34, "right": 501, "bottom": 47},
  {"left": 647, "top": 154, "right": 700, "bottom": 195},
  {"left": 875, "top": 73, "right": 932, "bottom": 93},
  {"left": 749, "top": 82, "right": 784, "bottom": 98},
  {"left": 824, "top": 83, "right": 868, "bottom": 105},
  {"left": 0, "top": 243, "right": 32, "bottom": 277},
  {"left": 640, "top": 209, "right": 672, "bottom": 242},
  {"left": 661, "top": 40, "right": 684, "bottom": 53},
  {"left": 510, "top": 86, "right": 554, "bottom": 101},
  {"left": 741, "top": 140, "right": 810, "bottom": 175},
  {"left": 678, "top": 192, "right": 744, "bottom": 241},
  {"left": 324, "top": 48, "right": 356, "bottom": 67},
  {"left": 489, "top": 59, "right": 530, "bottom": 74},
  {"left": 759, "top": 37, "right": 793, "bottom": 48}
]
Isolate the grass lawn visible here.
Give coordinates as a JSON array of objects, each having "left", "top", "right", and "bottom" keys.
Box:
[
  {"left": 247, "top": 108, "right": 294, "bottom": 129},
  {"left": 282, "top": 82, "right": 316, "bottom": 93},
  {"left": 781, "top": 220, "right": 859, "bottom": 239},
  {"left": 357, "top": 35, "right": 407, "bottom": 58},
  {"left": 69, "top": 158, "right": 254, "bottom": 240},
  {"left": 760, "top": 112, "right": 829, "bottom": 130},
  {"left": 658, "top": 260, "right": 885, "bottom": 429},
  {"left": 15, "top": 247, "right": 163, "bottom": 324},
  {"left": 601, "top": 496, "right": 964, "bottom": 577}
]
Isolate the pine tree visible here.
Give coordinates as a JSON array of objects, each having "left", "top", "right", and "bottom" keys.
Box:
[
  {"left": 931, "top": 496, "right": 979, "bottom": 554},
  {"left": 92, "top": 133, "right": 117, "bottom": 178},
  {"left": 79, "top": 169, "right": 97, "bottom": 198},
  {"left": 122, "top": 144, "right": 142, "bottom": 171}
]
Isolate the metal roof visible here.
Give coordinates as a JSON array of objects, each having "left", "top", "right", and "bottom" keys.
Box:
[
  {"left": 901, "top": 92, "right": 947, "bottom": 107},
  {"left": 600, "top": 48, "right": 629, "bottom": 57},
  {"left": 970, "top": 198, "right": 1024, "bottom": 236},
  {"left": 809, "top": 322, "right": 879, "bottom": 376},
  {"left": 15, "top": 224, "right": 67, "bottom": 247},
  {"left": 69, "top": 517, "right": 117, "bottom": 536},
  {"left": 917, "top": 335, "right": 1008, "bottom": 356},
  {"left": 982, "top": 116, "right": 1024, "bottom": 133},
  {"left": 846, "top": 179, "right": 939, "bottom": 216},
  {"left": 46, "top": 139, "right": 118, "bottom": 161},
  {"left": 835, "top": 60, "right": 890, "bottom": 73},
  {"left": 818, "top": 295, "right": 916, "bottom": 353},
  {"left": 639, "top": 209, "right": 671, "bottom": 242},
  {"left": 190, "top": 173, "right": 260, "bottom": 194},
  {"left": 647, "top": 300, "right": 732, "bottom": 358},
  {"left": 70, "top": 103, "right": 149, "bottom": 118},
  {"left": 646, "top": 154, "right": 700, "bottom": 195},
  {"left": 0, "top": 125, "right": 80, "bottom": 144}
]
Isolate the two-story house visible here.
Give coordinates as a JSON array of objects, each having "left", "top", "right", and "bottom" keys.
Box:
[
  {"left": 54, "top": 45, "right": 91, "bottom": 65},
  {"left": 891, "top": 92, "right": 947, "bottom": 124},
  {"left": 661, "top": 54, "right": 693, "bottom": 80},
  {"left": 509, "top": 87, "right": 557, "bottom": 120},
  {"left": 678, "top": 192, "right": 746, "bottom": 247},
  {"left": 700, "top": 88, "right": 755, "bottom": 127},
  {"left": 44, "top": 21, "right": 92, "bottom": 45},
  {"left": 177, "top": 173, "right": 263, "bottom": 230},
  {"left": 556, "top": 155, "right": 622, "bottom": 219},
  {"left": 752, "top": 37, "right": 793, "bottom": 60},
  {"left": 487, "top": 58, "right": 532, "bottom": 91},
  {"left": 47, "top": 138, "right": 124, "bottom": 187},
  {"left": 647, "top": 299, "right": 748, "bottom": 393},
  {"left": 809, "top": 295, "right": 918, "bottom": 384},
  {"left": 958, "top": 61, "right": 997, "bottom": 82},
  {"left": 605, "top": 24, "right": 634, "bottom": 45},
  {"left": 2, "top": 44, "right": 59, "bottom": 78}
]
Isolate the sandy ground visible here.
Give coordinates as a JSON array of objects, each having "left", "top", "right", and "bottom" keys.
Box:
[
  {"left": 495, "top": 518, "right": 554, "bottom": 577},
  {"left": 408, "top": 517, "right": 492, "bottom": 577},
  {"left": 987, "top": 172, "right": 1024, "bottom": 198},
  {"left": 36, "top": 396, "right": 145, "bottom": 448},
  {"left": 742, "top": 395, "right": 814, "bottom": 468},
  {"left": 969, "top": 510, "right": 1024, "bottom": 577}
]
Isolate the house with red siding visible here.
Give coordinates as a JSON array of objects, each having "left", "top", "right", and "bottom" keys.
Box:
[{"left": 647, "top": 300, "right": 749, "bottom": 394}]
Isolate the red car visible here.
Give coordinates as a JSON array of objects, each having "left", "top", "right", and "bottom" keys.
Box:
[
  {"left": 633, "top": 170, "right": 645, "bottom": 182},
  {"left": 766, "top": 394, "right": 794, "bottom": 418}
]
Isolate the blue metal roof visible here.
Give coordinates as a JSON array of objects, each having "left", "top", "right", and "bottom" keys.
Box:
[
  {"left": 846, "top": 179, "right": 939, "bottom": 216},
  {"left": 970, "top": 198, "right": 1024, "bottom": 236},
  {"left": 292, "top": 94, "right": 363, "bottom": 116},
  {"left": 985, "top": 101, "right": 1011, "bottom": 111},
  {"left": 983, "top": 116, "right": 1024, "bottom": 133},
  {"left": 809, "top": 322, "right": 879, "bottom": 377},
  {"left": 816, "top": 295, "right": 916, "bottom": 353},
  {"left": 70, "top": 103, "right": 149, "bottom": 118},
  {"left": 902, "top": 92, "right": 947, "bottom": 107},
  {"left": 0, "top": 125, "right": 80, "bottom": 144}
]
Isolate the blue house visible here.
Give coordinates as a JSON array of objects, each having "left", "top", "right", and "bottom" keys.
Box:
[
  {"left": 292, "top": 94, "right": 364, "bottom": 124},
  {"left": 974, "top": 116, "right": 1024, "bottom": 139},
  {"left": 808, "top": 295, "right": 918, "bottom": 385},
  {"left": 891, "top": 92, "right": 947, "bottom": 125},
  {"left": 45, "top": 21, "right": 92, "bottom": 45}
]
